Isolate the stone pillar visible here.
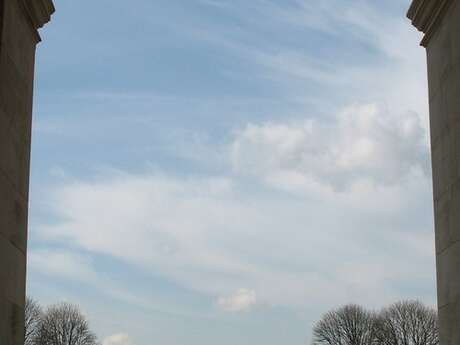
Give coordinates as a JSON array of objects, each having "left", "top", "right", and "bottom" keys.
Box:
[
  {"left": 0, "top": 0, "right": 53, "bottom": 344},
  {"left": 408, "top": 0, "right": 460, "bottom": 344}
]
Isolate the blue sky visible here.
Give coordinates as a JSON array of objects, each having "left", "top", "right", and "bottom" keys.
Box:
[{"left": 27, "top": 1, "right": 434, "bottom": 344}]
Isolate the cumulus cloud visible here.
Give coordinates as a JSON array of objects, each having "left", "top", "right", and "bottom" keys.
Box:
[
  {"left": 38, "top": 112, "right": 435, "bottom": 309},
  {"left": 103, "top": 334, "right": 134, "bottom": 345},
  {"left": 217, "top": 289, "right": 257, "bottom": 312},
  {"left": 231, "top": 104, "right": 429, "bottom": 192}
]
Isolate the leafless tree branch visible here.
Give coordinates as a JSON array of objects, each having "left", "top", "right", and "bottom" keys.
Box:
[
  {"left": 25, "top": 297, "right": 43, "bottom": 345},
  {"left": 312, "top": 304, "right": 377, "bottom": 345},
  {"left": 35, "top": 302, "right": 98, "bottom": 345},
  {"left": 374, "top": 300, "right": 438, "bottom": 345}
]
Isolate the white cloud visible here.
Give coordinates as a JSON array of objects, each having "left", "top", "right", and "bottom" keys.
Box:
[
  {"left": 217, "top": 289, "right": 257, "bottom": 312},
  {"left": 38, "top": 114, "right": 435, "bottom": 310},
  {"left": 28, "top": 1, "right": 436, "bottom": 344},
  {"left": 31, "top": 0, "right": 435, "bottom": 332},
  {"left": 231, "top": 104, "right": 429, "bottom": 192},
  {"left": 103, "top": 334, "right": 135, "bottom": 345}
]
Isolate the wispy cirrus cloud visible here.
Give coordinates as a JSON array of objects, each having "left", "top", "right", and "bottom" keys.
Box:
[{"left": 30, "top": 1, "right": 433, "bottom": 344}]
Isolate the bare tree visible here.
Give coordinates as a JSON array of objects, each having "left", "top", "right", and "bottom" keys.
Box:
[
  {"left": 25, "top": 297, "right": 43, "bottom": 345},
  {"left": 312, "top": 304, "right": 377, "bottom": 345},
  {"left": 374, "top": 300, "right": 438, "bottom": 345},
  {"left": 35, "top": 302, "right": 98, "bottom": 345}
]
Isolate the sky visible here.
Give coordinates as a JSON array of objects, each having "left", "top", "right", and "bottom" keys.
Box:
[{"left": 27, "top": 1, "right": 434, "bottom": 344}]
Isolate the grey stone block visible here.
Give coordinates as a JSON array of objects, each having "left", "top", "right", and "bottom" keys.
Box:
[
  {"left": 429, "top": 90, "right": 447, "bottom": 148},
  {"left": 409, "top": 0, "right": 460, "bottom": 343},
  {"left": 437, "top": 241, "right": 460, "bottom": 308},
  {"left": 0, "top": 0, "right": 54, "bottom": 343},
  {"left": 0, "top": 237, "right": 26, "bottom": 307},
  {"left": 438, "top": 301, "right": 460, "bottom": 345},
  {"left": 434, "top": 189, "right": 451, "bottom": 255},
  {"left": 0, "top": 106, "right": 31, "bottom": 201},
  {"left": 0, "top": 171, "right": 28, "bottom": 254},
  {"left": 0, "top": 298, "right": 25, "bottom": 345},
  {"left": 448, "top": 1, "right": 460, "bottom": 66},
  {"left": 2, "top": 0, "right": 37, "bottom": 84}
]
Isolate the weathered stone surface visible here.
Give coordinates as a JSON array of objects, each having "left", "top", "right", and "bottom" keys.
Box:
[
  {"left": 0, "top": 237, "right": 26, "bottom": 307},
  {"left": 0, "top": 171, "right": 28, "bottom": 254},
  {"left": 408, "top": 0, "right": 460, "bottom": 343},
  {"left": 0, "top": 299, "right": 24, "bottom": 345},
  {"left": 0, "top": 0, "right": 54, "bottom": 344},
  {"left": 0, "top": 103, "right": 31, "bottom": 201},
  {"left": 438, "top": 301, "right": 460, "bottom": 345}
]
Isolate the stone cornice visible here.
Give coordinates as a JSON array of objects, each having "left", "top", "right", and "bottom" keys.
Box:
[
  {"left": 24, "top": 0, "right": 55, "bottom": 29},
  {"left": 407, "top": 0, "right": 454, "bottom": 47},
  {"left": 19, "top": 0, "right": 55, "bottom": 42}
]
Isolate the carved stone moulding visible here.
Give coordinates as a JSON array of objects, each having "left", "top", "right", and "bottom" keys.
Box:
[
  {"left": 19, "top": 0, "right": 55, "bottom": 41},
  {"left": 407, "top": 0, "right": 454, "bottom": 47}
]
